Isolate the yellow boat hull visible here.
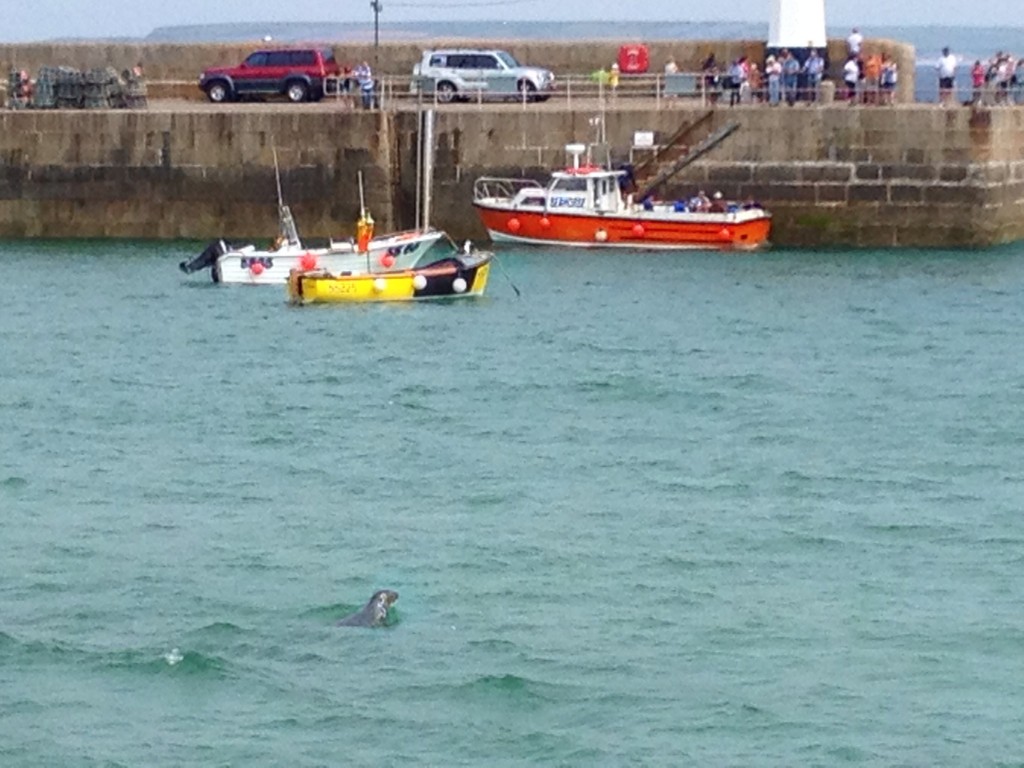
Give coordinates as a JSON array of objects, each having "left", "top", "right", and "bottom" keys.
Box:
[{"left": 288, "top": 253, "right": 491, "bottom": 305}]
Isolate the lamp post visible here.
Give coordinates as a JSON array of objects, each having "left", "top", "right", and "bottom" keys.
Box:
[{"left": 370, "top": 0, "right": 382, "bottom": 70}]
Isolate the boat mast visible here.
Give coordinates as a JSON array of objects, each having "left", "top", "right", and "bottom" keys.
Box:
[
  {"left": 414, "top": 102, "right": 423, "bottom": 231},
  {"left": 273, "top": 146, "right": 284, "bottom": 212},
  {"left": 358, "top": 170, "right": 370, "bottom": 272},
  {"left": 421, "top": 108, "right": 435, "bottom": 231},
  {"left": 272, "top": 143, "right": 300, "bottom": 245}
]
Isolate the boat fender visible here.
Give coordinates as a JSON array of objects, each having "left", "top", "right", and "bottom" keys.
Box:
[
  {"left": 507, "top": 217, "right": 521, "bottom": 233},
  {"left": 373, "top": 277, "right": 387, "bottom": 293},
  {"left": 413, "top": 274, "right": 428, "bottom": 290},
  {"left": 379, "top": 253, "right": 396, "bottom": 268},
  {"left": 539, "top": 216, "right": 551, "bottom": 229},
  {"left": 595, "top": 229, "right": 608, "bottom": 242},
  {"left": 299, "top": 252, "right": 318, "bottom": 271},
  {"left": 632, "top": 223, "right": 645, "bottom": 237},
  {"left": 718, "top": 227, "right": 732, "bottom": 242},
  {"left": 452, "top": 277, "right": 468, "bottom": 294},
  {"left": 250, "top": 261, "right": 265, "bottom": 275}
]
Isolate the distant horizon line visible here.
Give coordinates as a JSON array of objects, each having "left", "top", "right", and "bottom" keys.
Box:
[
  {"left": 6, "top": 18, "right": 1024, "bottom": 46},
  {"left": 142, "top": 19, "right": 1024, "bottom": 30}
]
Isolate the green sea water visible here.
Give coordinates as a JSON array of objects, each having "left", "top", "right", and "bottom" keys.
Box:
[{"left": 2, "top": 239, "right": 1024, "bottom": 766}]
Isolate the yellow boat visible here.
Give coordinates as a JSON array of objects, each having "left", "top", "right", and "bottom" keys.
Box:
[{"left": 287, "top": 247, "right": 491, "bottom": 305}]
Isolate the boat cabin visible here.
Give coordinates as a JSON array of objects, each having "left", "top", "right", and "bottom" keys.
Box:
[{"left": 544, "top": 168, "right": 626, "bottom": 213}]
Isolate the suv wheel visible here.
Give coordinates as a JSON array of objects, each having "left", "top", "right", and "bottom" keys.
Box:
[
  {"left": 517, "top": 80, "right": 537, "bottom": 102},
  {"left": 206, "top": 81, "right": 231, "bottom": 103},
  {"left": 286, "top": 80, "right": 309, "bottom": 103},
  {"left": 435, "top": 81, "right": 457, "bottom": 103}
]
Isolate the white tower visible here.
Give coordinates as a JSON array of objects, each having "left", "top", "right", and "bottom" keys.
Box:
[{"left": 768, "top": 0, "right": 826, "bottom": 49}]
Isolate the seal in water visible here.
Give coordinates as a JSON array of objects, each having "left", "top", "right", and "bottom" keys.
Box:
[{"left": 335, "top": 589, "right": 399, "bottom": 627}]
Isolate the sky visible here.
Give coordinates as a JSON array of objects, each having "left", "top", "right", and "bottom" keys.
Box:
[{"left": 3, "top": 0, "right": 1022, "bottom": 42}]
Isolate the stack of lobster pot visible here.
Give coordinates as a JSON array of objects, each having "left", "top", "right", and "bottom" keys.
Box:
[
  {"left": 83, "top": 67, "right": 123, "bottom": 108},
  {"left": 7, "top": 69, "right": 29, "bottom": 109},
  {"left": 32, "top": 67, "right": 58, "bottom": 108},
  {"left": 56, "top": 67, "right": 84, "bottom": 109},
  {"left": 122, "top": 70, "right": 148, "bottom": 108}
]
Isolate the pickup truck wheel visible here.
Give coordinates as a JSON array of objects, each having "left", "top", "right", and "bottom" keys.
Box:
[
  {"left": 286, "top": 81, "right": 309, "bottom": 103},
  {"left": 206, "top": 81, "right": 230, "bottom": 103},
  {"left": 435, "top": 81, "right": 457, "bottom": 103}
]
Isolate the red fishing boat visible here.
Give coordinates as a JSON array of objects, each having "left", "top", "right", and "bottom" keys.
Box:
[{"left": 473, "top": 144, "right": 771, "bottom": 250}]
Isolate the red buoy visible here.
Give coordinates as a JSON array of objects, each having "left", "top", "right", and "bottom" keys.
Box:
[
  {"left": 379, "top": 253, "right": 396, "bottom": 268},
  {"left": 508, "top": 217, "right": 521, "bottom": 233},
  {"left": 299, "top": 253, "right": 318, "bottom": 271},
  {"left": 632, "top": 223, "right": 645, "bottom": 237},
  {"left": 250, "top": 261, "right": 265, "bottom": 275}
]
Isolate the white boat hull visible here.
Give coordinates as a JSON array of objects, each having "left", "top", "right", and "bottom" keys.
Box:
[
  {"left": 184, "top": 230, "right": 447, "bottom": 285},
  {"left": 486, "top": 228, "right": 713, "bottom": 250}
]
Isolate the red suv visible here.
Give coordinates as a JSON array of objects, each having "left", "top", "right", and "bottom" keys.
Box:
[{"left": 199, "top": 48, "right": 341, "bottom": 103}]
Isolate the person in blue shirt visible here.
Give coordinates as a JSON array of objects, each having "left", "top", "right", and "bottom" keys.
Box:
[
  {"left": 354, "top": 61, "right": 375, "bottom": 109},
  {"left": 781, "top": 49, "right": 800, "bottom": 105},
  {"left": 804, "top": 48, "right": 825, "bottom": 102}
]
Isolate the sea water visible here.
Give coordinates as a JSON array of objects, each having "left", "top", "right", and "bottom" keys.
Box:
[{"left": 2, "top": 240, "right": 1024, "bottom": 765}]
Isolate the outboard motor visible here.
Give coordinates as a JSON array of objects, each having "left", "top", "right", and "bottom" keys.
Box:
[{"left": 179, "top": 239, "right": 229, "bottom": 275}]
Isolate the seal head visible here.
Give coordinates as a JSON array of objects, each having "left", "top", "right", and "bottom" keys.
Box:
[{"left": 336, "top": 589, "right": 399, "bottom": 627}]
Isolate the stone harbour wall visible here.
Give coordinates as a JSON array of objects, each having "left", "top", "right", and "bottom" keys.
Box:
[
  {"left": 0, "top": 102, "right": 1022, "bottom": 247},
  {"left": 0, "top": 109, "right": 400, "bottom": 238}
]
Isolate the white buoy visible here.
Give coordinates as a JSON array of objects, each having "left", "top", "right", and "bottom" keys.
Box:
[
  {"left": 769, "top": 0, "right": 826, "bottom": 49},
  {"left": 452, "top": 277, "right": 467, "bottom": 294},
  {"left": 373, "top": 277, "right": 387, "bottom": 293},
  {"left": 413, "top": 274, "right": 427, "bottom": 290},
  {"left": 595, "top": 229, "right": 608, "bottom": 242}
]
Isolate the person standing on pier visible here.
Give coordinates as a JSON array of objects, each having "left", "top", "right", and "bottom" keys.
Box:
[
  {"left": 781, "top": 50, "right": 800, "bottom": 105},
  {"left": 937, "top": 47, "right": 959, "bottom": 105},
  {"left": 765, "top": 54, "right": 782, "bottom": 105},
  {"left": 355, "top": 60, "right": 375, "bottom": 109},
  {"left": 804, "top": 48, "right": 825, "bottom": 102},
  {"left": 847, "top": 28, "right": 863, "bottom": 58},
  {"left": 843, "top": 54, "right": 860, "bottom": 102}
]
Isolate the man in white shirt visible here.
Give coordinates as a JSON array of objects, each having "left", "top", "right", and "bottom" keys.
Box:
[
  {"left": 847, "top": 28, "right": 863, "bottom": 57},
  {"left": 937, "top": 47, "right": 959, "bottom": 105},
  {"left": 843, "top": 55, "right": 860, "bottom": 102}
]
